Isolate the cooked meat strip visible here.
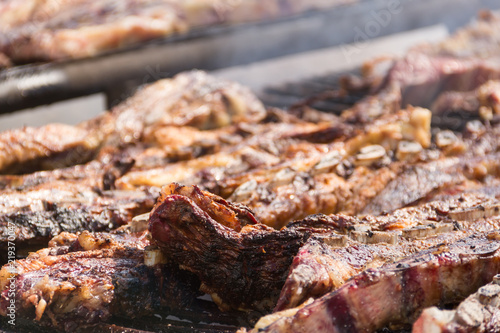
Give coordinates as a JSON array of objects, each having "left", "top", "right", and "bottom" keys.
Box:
[
  {"left": 0, "top": 185, "right": 157, "bottom": 248},
  {"left": 0, "top": 124, "right": 99, "bottom": 175},
  {"left": 3, "top": 13, "right": 500, "bottom": 333},
  {"left": 0, "top": 70, "right": 265, "bottom": 174},
  {"left": 361, "top": 152, "right": 500, "bottom": 215},
  {"left": 0, "top": 0, "right": 353, "bottom": 64},
  {"left": 0, "top": 228, "right": 202, "bottom": 332},
  {"left": 149, "top": 184, "right": 310, "bottom": 312},
  {"left": 330, "top": 12, "right": 500, "bottom": 124},
  {"left": 0, "top": 106, "right": 326, "bottom": 191},
  {"left": 150, "top": 181, "right": 500, "bottom": 315},
  {"left": 384, "top": 52, "right": 500, "bottom": 109},
  {"left": 413, "top": 274, "right": 500, "bottom": 333},
  {"left": 0, "top": 207, "right": 127, "bottom": 260},
  {"left": 373, "top": 12, "right": 500, "bottom": 111},
  {"left": 255, "top": 231, "right": 500, "bottom": 333}
]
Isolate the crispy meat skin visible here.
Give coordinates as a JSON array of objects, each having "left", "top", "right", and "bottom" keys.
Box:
[
  {"left": 258, "top": 232, "right": 500, "bottom": 333},
  {"left": 0, "top": 229, "right": 202, "bottom": 332}
]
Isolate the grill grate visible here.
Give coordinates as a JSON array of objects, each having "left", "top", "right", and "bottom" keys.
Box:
[{"left": 259, "top": 69, "right": 369, "bottom": 113}]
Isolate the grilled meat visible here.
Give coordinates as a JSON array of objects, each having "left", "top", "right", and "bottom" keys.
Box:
[
  {"left": 0, "top": 70, "right": 268, "bottom": 258},
  {"left": 431, "top": 80, "right": 500, "bottom": 130},
  {"left": 125, "top": 106, "right": 433, "bottom": 229},
  {"left": 0, "top": 70, "right": 266, "bottom": 175},
  {"left": 0, "top": 0, "right": 353, "bottom": 64},
  {"left": 276, "top": 192, "right": 500, "bottom": 311},
  {"left": 375, "top": 12, "right": 500, "bottom": 110},
  {"left": 0, "top": 124, "right": 100, "bottom": 175},
  {"left": 3, "top": 11, "right": 500, "bottom": 333},
  {"left": 361, "top": 152, "right": 500, "bottom": 216},
  {"left": 0, "top": 184, "right": 157, "bottom": 259},
  {"left": 150, "top": 182, "right": 500, "bottom": 314},
  {"left": 149, "top": 184, "right": 309, "bottom": 311},
  {"left": 0, "top": 228, "right": 203, "bottom": 332},
  {"left": 255, "top": 231, "right": 500, "bottom": 333}
]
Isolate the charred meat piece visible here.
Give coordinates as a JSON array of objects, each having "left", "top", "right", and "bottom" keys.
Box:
[
  {"left": 0, "top": 0, "right": 187, "bottom": 63},
  {"left": 0, "top": 124, "right": 99, "bottom": 175},
  {"left": 413, "top": 274, "right": 500, "bottom": 333},
  {"left": 431, "top": 80, "right": 500, "bottom": 130},
  {"left": 326, "top": 12, "right": 500, "bottom": 126},
  {"left": 375, "top": 12, "right": 500, "bottom": 110},
  {"left": 256, "top": 231, "right": 500, "bottom": 333},
  {"left": 149, "top": 184, "right": 310, "bottom": 311},
  {"left": 361, "top": 141, "right": 500, "bottom": 215},
  {"left": 150, "top": 182, "right": 500, "bottom": 313},
  {"left": 0, "top": 207, "right": 127, "bottom": 260},
  {"left": 160, "top": 183, "right": 258, "bottom": 231},
  {"left": 0, "top": 229, "right": 202, "bottom": 332}
]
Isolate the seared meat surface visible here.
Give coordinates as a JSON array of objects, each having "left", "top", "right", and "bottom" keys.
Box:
[
  {"left": 255, "top": 231, "right": 500, "bottom": 333},
  {"left": 4, "top": 11, "right": 500, "bottom": 333},
  {"left": 150, "top": 183, "right": 500, "bottom": 314},
  {"left": 149, "top": 184, "right": 309, "bottom": 312},
  {"left": 276, "top": 192, "right": 500, "bottom": 311},
  {"left": 0, "top": 70, "right": 266, "bottom": 175},
  {"left": 0, "top": 227, "right": 203, "bottom": 332}
]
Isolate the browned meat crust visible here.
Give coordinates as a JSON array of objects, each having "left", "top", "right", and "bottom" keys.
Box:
[
  {"left": 4, "top": 11, "right": 500, "bottom": 333},
  {"left": 150, "top": 183, "right": 500, "bottom": 314},
  {"left": 0, "top": 70, "right": 266, "bottom": 175},
  {"left": 276, "top": 192, "right": 500, "bottom": 311}
]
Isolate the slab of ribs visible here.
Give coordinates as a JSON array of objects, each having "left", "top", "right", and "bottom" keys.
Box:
[{"left": 2, "top": 10, "right": 500, "bottom": 333}]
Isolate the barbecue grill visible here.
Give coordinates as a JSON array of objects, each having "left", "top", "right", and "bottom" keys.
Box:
[{"left": 2, "top": 1, "right": 500, "bottom": 332}]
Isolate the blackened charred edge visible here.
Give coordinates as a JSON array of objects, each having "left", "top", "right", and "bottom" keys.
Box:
[
  {"left": 149, "top": 194, "right": 309, "bottom": 311},
  {"left": 0, "top": 208, "right": 118, "bottom": 241}
]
